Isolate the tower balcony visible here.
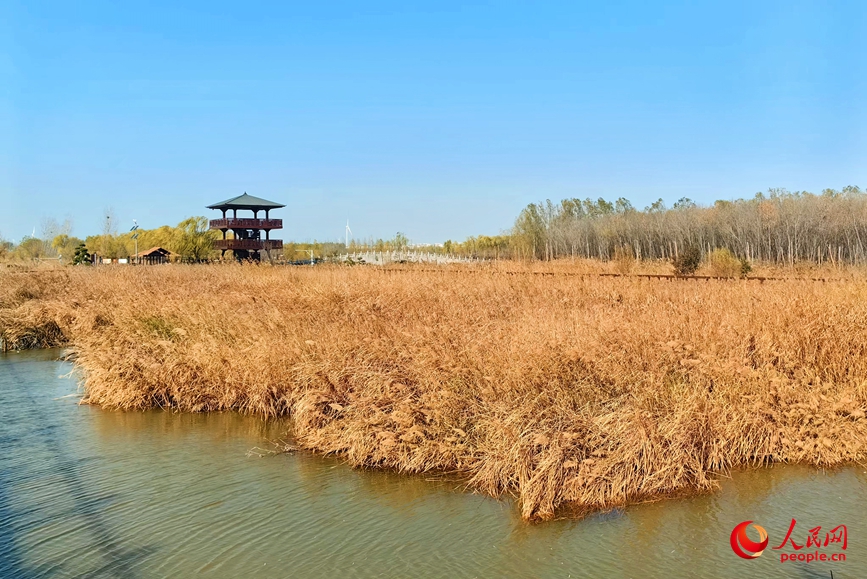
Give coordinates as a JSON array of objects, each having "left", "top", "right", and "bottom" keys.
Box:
[
  {"left": 209, "top": 218, "right": 282, "bottom": 230},
  {"left": 214, "top": 239, "right": 283, "bottom": 251}
]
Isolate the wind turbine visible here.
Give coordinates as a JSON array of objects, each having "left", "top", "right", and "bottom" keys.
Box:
[{"left": 345, "top": 220, "right": 352, "bottom": 248}]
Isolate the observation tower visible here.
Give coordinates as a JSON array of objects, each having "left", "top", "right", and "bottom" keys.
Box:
[{"left": 207, "top": 193, "right": 285, "bottom": 261}]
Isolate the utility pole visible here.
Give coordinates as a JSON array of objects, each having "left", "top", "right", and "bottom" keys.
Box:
[{"left": 130, "top": 220, "right": 139, "bottom": 264}]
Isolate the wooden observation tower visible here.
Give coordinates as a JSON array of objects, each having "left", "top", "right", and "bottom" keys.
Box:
[{"left": 208, "top": 193, "right": 285, "bottom": 261}]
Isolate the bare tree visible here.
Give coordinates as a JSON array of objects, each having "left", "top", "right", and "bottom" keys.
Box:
[
  {"left": 100, "top": 207, "right": 119, "bottom": 259},
  {"left": 511, "top": 187, "right": 867, "bottom": 265},
  {"left": 39, "top": 217, "right": 73, "bottom": 258}
]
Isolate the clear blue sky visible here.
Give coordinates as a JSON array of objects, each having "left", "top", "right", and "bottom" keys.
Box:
[{"left": 2, "top": 1, "right": 865, "bottom": 244}]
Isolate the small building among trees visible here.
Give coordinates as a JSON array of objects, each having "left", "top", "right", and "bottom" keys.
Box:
[{"left": 136, "top": 246, "right": 173, "bottom": 265}]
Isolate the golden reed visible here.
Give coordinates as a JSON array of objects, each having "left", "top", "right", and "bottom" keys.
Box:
[{"left": 2, "top": 263, "right": 867, "bottom": 520}]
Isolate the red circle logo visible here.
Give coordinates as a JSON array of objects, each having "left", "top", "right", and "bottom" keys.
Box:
[{"left": 730, "top": 521, "right": 769, "bottom": 559}]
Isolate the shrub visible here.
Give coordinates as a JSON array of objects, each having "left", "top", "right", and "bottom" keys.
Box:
[
  {"left": 613, "top": 245, "right": 635, "bottom": 275},
  {"left": 72, "top": 243, "right": 92, "bottom": 266},
  {"left": 740, "top": 257, "right": 752, "bottom": 278},
  {"left": 708, "top": 248, "right": 740, "bottom": 278},
  {"left": 672, "top": 244, "right": 701, "bottom": 276}
]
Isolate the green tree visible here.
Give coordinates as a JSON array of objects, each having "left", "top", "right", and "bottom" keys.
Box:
[
  {"left": 0, "top": 233, "right": 12, "bottom": 260},
  {"left": 646, "top": 198, "right": 667, "bottom": 213},
  {"left": 15, "top": 237, "right": 44, "bottom": 260},
  {"left": 615, "top": 197, "right": 634, "bottom": 213},
  {"left": 173, "top": 217, "right": 217, "bottom": 262},
  {"left": 708, "top": 248, "right": 740, "bottom": 278},
  {"left": 673, "top": 244, "right": 702, "bottom": 276},
  {"left": 51, "top": 234, "right": 84, "bottom": 263},
  {"left": 85, "top": 234, "right": 130, "bottom": 259},
  {"left": 673, "top": 197, "right": 696, "bottom": 210},
  {"left": 387, "top": 232, "right": 409, "bottom": 251},
  {"left": 513, "top": 203, "right": 545, "bottom": 259},
  {"left": 72, "top": 243, "right": 92, "bottom": 265},
  {"left": 595, "top": 197, "right": 615, "bottom": 214}
]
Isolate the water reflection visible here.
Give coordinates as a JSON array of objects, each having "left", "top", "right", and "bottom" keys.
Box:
[
  {"left": 1, "top": 350, "right": 156, "bottom": 578},
  {"left": 1, "top": 350, "right": 865, "bottom": 578}
]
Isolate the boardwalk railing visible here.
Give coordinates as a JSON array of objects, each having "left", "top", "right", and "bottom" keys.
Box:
[{"left": 339, "top": 263, "right": 848, "bottom": 282}]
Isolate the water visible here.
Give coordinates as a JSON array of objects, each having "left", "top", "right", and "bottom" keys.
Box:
[{"left": 1, "top": 349, "right": 864, "bottom": 578}]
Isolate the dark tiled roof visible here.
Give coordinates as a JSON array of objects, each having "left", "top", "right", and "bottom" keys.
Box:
[
  {"left": 207, "top": 193, "right": 285, "bottom": 210},
  {"left": 137, "top": 246, "right": 172, "bottom": 257}
]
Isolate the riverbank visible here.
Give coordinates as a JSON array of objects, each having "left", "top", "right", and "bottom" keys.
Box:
[
  {"left": 2, "top": 264, "right": 867, "bottom": 520},
  {"left": 5, "top": 349, "right": 863, "bottom": 577}
]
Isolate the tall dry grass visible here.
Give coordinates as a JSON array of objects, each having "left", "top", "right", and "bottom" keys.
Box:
[{"left": 3, "top": 264, "right": 867, "bottom": 520}]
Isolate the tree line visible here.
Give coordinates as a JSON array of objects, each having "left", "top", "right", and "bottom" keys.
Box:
[
  {"left": 346, "top": 232, "right": 512, "bottom": 259},
  {"left": 1, "top": 216, "right": 217, "bottom": 263},
  {"left": 4, "top": 186, "right": 866, "bottom": 265},
  {"left": 510, "top": 186, "right": 867, "bottom": 264},
  {"left": 345, "top": 187, "right": 867, "bottom": 264}
]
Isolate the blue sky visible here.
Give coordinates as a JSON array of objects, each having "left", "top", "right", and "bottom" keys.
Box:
[{"left": 2, "top": 1, "right": 865, "bottom": 243}]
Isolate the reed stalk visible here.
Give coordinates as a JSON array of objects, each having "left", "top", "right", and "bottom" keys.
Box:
[{"left": 2, "top": 263, "right": 866, "bottom": 520}]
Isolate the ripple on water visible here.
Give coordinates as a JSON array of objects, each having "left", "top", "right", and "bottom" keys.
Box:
[{"left": 1, "top": 349, "right": 865, "bottom": 578}]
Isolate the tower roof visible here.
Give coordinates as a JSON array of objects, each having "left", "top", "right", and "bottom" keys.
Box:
[{"left": 207, "top": 193, "right": 285, "bottom": 210}]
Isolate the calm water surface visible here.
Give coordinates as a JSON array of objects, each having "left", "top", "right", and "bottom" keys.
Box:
[{"left": 1, "top": 349, "right": 864, "bottom": 578}]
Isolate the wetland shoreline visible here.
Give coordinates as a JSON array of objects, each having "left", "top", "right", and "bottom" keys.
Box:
[{"left": 3, "top": 264, "right": 866, "bottom": 520}]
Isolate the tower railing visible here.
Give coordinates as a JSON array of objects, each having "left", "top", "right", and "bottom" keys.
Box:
[
  {"left": 209, "top": 218, "right": 282, "bottom": 229},
  {"left": 214, "top": 239, "right": 283, "bottom": 251}
]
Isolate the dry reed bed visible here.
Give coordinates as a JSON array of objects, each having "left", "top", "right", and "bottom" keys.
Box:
[{"left": 2, "top": 265, "right": 867, "bottom": 520}]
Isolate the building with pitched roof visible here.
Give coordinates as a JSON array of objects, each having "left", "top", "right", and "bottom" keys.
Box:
[
  {"left": 207, "top": 193, "right": 285, "bottom": 261},
  {"left": 135, "top": 246, "right": 173, "bottom": 264}
]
